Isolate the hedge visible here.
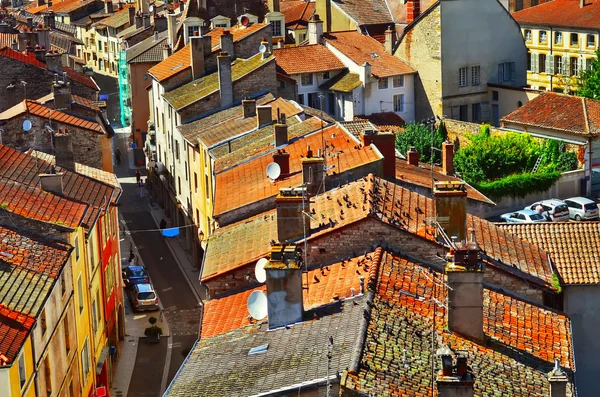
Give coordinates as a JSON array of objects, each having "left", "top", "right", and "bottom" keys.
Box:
[{"left": 473, "top": 171, "right": 562, "bottom": 200}]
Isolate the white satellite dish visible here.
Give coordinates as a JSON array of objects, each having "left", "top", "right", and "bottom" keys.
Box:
[
  {"left": 247, "top": 290, "right": 268, "bottom": 320},
  {"left": 259, "top": 44, "right": 267, "bottom": 54},
  {"left": 23, "top": 119, "right": 32, "bottom": 132},
  {"left": 255, "top": 258, "right": 268, "bottom": 283},
  {"left": 266, "top": 162, "right": 281, "bottom": 180}
]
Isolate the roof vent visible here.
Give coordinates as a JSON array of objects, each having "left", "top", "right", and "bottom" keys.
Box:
[{"left": 248, "top": 344, "right": 269, "bottom": 355}]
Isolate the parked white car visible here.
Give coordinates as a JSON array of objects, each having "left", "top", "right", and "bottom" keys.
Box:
[
  {"left": 500, "top": 209, "right": 546, "bottom": 223},
  {"left": 563, "top": 197, "right": 599, "bottom": 221},
  {"left": 524, "top": 199, "right": 570, "bottom": 222}
]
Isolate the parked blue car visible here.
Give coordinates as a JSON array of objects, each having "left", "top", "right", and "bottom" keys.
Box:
[{"left": 122, "top": 265, "right": 149, "bottom": 288}]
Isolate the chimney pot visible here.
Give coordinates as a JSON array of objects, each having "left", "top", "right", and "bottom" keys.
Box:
[
  {"left": 442, "top": 141, "right": 454, "bottom": 176},
  {"left": 407, "top": 146, "right": 419, "bottom": 166},
  {"left": 53, "top": 132, "right": 75, "bottom": 170},
  {"left": 39, "top": 173, "right": 64, "bottom": 196},
  {"left": 308, "top": 14, "right": 323, "bottom": 45},
  {"left": 217, "top": 51, "right": 233, "bottom": 108},
  {"left": 384, "top": 26, "right": 393, "bottom": 55},
  {"left": 406, "top": 0, "right": 421, "bottom": 24},
  {"left": 190, "top": 35, "right": 206, "bottom": 80},
  {"left": 276, "top": 188, "right": 309, "bottom": 242},
  {"left": 272, "top": 150, "right": 290, "bottom": 176},
  {"left": 242, "top": 99, "right": 256, "bottom": 118},
  {"left": 434, "top": 181, "right": 467, "bottom": 243},
  {"left": 361, "top": 130, "right": 396, "bottom": 178},
  {"left": 548, "top": 358, "right": 569, "bottom": 397},
  {"left": 256, "top": 105, "right": 273, "bottom": 128},
  {"left": 302, "top": 156, "right": 325, "bottom": 196},
  {"left": 274, "top": 123, "right": 288, "bottom": 146}
]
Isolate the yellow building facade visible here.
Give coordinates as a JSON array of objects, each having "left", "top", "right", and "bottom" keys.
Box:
[{"left": 520, "top": 27, "right": 597, "bottom": 93}]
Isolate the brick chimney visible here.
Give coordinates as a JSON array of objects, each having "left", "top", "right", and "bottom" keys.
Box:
[
  {"left": 53, "top": 131, "right": 75, "bottom": 170},
  {"left": 105, "top": 0, "right": 113, "bottom": 14},
  {"left": 276, "top": 187, "right": 309, "bottom": 242},
  {"left": 154, "top": 15, "right": 167, "bottom": 32},
  {"left": 135, "top": 11, "right": 143, "bottom": 29},
  {"left": 302, "top": 148, "right": 325, "bottom": 196},
  {"left": 39, "top": 173, "right": 64, "bottom": 196},
  {"left": 217, "top": 51, "right": 233, "bottom": 108},
  {"left": 434, "top": 181, "right": 467, "bottom": 242},
  {"left": 446, "top": 237, "right": 484, "bottom": 341},
  {"left": 272, "top": 149, "right": 290, "bottom": 176},
  {"left": 406, "top": 0, "right": 420, "bottom": 24},
  {"left": 274, "top": 123, "right": 288, "bottom": 146},
  {"left": 442, "top": 141, "right": 454, "bottom": 176},
  {"left": 242, "top": 99, "right": 256, "bottom": 118},
  {"left": 167, "top": 12, "right": 178, "bottom": 48},
  {"left": 256, "top": 105, "right": 272, "bottom": 128},
  {"left": 34, "top": 45, "right": 45, "bottom": 63},
  {"left": 26, "top": 17, "right": 33, "bottom": 29},
  {"left": 45, "top": 51, "right": 62, "bottom": 73},
  {"left": 548, "top": 359, "right": 568, "bottom": 397},
  {"left": 220, "top": 30, "right": 234, "bottom": 59},
  {"left": 308, "top": 14, "right": 323, "bottom": 45},
  {"left": 264, "top": 244, "right": 304, "bottom": 329},
  {"left": 43, "top": 11, "right": 55, "bottom": 29},
  {"left": 162, "top": 44, "right": 171, "bottom": 60},
  {"left": 384, "top": 26, "right": 393, "bottom": 55},
  {"left": 128, "top": 7, "right": 135, "bottom": 27},
  {"left": 407, "top": 146, "right": 419, "bottom": 166},
  {"left": 361, "top": 128, "right": 396, "bottom": 179},
  {"left": 190, "top": 34, "right": 206, "bottom": 80},
  {"left": 436, "top": 347, "right": 475, "bottom": 397},
  {"left": 53, "top": 80, "right": 71, "bottom": 111}
]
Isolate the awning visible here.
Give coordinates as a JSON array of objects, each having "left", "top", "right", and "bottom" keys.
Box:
[{"left": 96, "top": 347, "right": 110, "bottom": 375}]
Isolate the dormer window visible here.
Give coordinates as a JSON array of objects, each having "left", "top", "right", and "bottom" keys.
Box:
[{"left": 271, "top": 20, "right": 282, "bottom": 36}]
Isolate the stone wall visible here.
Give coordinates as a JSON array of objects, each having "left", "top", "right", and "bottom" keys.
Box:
[
  {"left": 0, "top": 210, "right": 71, "bottom": 243},
  {"left": 484, "top": 264, "right": 544, "bottom": 304}
]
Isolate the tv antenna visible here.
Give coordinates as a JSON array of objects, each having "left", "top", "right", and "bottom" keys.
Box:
[
  {"left": 247, "top": 290, "right": 268, "bottom": 320},
  {"left": 266, "top": 162, "right": 281, "bottom": 181},
  {"left": 254, "top": 258, "right": 268, "bottom": 283}
]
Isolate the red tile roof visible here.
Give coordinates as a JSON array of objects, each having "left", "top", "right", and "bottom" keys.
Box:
[
  {"left": 331, "top": 0, "right": 393, "bottom": 26},
  {"left": 281, "top": 1, "right": 315, "bottom": 29},
  {"left": 501, "top": 92, "right": 600, "bottom": 136},
  {"left": 342, "top": 249, "right": 575, "bottom": 396},
  {"left": 201, "top": 251, "right": 371, "bottom": 338},
  {"left": 205, "top": 175, "right": 554, "bottom": 289},
  {"left": 0, "top": 33, "right": 17, "bottom": 48},
  {"left": 0, "top": 100, "right": 104, "bottom": 133},
  {"left": 0, "top": 47, "right": 98, "bottom": 90},
  {"left": 37, "top": 92, "right": 104, "bottom": 111},
  {"left": 0, "top": 178, "right": 87, "bottom": 230},
  {"left": 0, "top": 225, "right": 71, "bottom": 365},
  {"left": 213, "top": 125, "right": 382, "bottom": 217},
  {"left": 44, "top": 0, "right": 98, "bottom": 14},
  {"left": 512, "top": 0, "right": 600, "bottom": 29},
  {"left": 355, "top": 112, "right": 406, "bottom": 132},
  {"left": 274, "top": 44, "right": 345, "bottom": 75},
  {"left": 323, "top": 31, "right": 415, "bottom": 78},
  {"left": 148, "top": 23, "right": 268, "bottom": 82},
  {"left": 498, "top": 222, "right": 600, "bottom": 285}
]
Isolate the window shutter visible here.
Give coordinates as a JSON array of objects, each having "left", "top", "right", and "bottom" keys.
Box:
[
  {"left": 532, "top": 54, "right": 538, "bottom": 73},
  {"left": 481, "top": 102, "right": 491, "bottom": 122},
  {"left": 546, "top": 55, "right": 553, "bottom": 75},
  {"left": 578, "top": 58, "right": 583, "bottom": 75},
  {"left": 562, "top": 55, "right": 568, "bottom": 75},
  {"left": 510, "top": 62, "right": 516, "bottom": 81},
  {"left": 498, "top": 64, "right": 503, "bottom": 83},
  {"left": 451, "top": 106, "right": 460, "bottom": 120}
]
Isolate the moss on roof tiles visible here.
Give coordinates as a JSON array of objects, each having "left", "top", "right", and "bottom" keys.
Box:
[
  {"left": 320, "top": 70, "right": 361, "bottom": 93},
  {"left": 163, "top": 54, "right": 274, "bottom": 111}
]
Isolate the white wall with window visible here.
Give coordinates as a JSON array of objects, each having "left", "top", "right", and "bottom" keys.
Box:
[
  {"left": 265, "top": 12, "right": 285, "bottom": 38},
  {"left": 294, "top": 70, "right": 339, "bottom": 115},
  {"left": 363, "top": 73, "right": 415, "bottom": 122}
]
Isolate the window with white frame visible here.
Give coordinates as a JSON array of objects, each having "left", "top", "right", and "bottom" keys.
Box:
[
  {"left": 393, "top": 75, "right": 404, "bottom": 88},
  {"left": 588, "top": 34, "right": 595, "bottom": 47},
  {"left": 524, "top": 29, "right": 531, "bottom": 41},
  {"left": 459, "top": 67, "right": 467, "bottom": 87},
  {"left": 571, "top": 33, "right": 579, "bottom": 46},
  {"left": 378, "top": 78, "right": 389, "bottom": 89},
  {"left": 539, "top": 30, "right": 547, "bottom": 44},
  {"left": 393, "top": 94, "right": 404, "bottom": 112},
  {"left": 187, "top": 25, "right": 200, "bottom": 39},
  {"left": 555, "top": 32, "right": 563, "bottom": 45},
  {"left": 271, "top": 20, "right": 282, "bottom": 36},
  {"left": 301, "top": 73, "right": 313, "bottom": 86},
  {"left": 471, "top": 66, "right": 480, "bottom": 86}
]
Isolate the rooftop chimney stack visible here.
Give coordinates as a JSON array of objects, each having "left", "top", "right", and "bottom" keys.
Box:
[
  {"left": 436, "top": 347, "right": 475, "bottom": 397},
  {"left": 268, "top": 0, "right": 280, "bottom": 12},
  {"left": 190, "top": 34, "right": 206, "bottom": 80},
  {"left": 302, "top": 150, "right": 325, "bottom": 196},
  {"left": 53, "top": 80, "right": 71, "bottom": 111},
  {"left": 442, "top": 141, "right": 454, "bottom": 176},
  {"left": 406, "top": 0, "right": 421, "bottom": 24},
  {"left": 39, "top": 173, "right": 64, "bottom": 196},
  {"left": 256, "top": 105, "right": 272, "bottom": 128},
  {"left": 308, "top": 14, "right": 323, "bottom": 45},
  {"left": 272, "top": 149, "right": 290, "bottom": 176},
  {"left": 105, "top": 0, "right": 113, "bottom": 14},
  {"left": 581, "top": 0, "right": 585, "bottom": 8},
  {"left": 242, "top": 98, "right": 256, "bottom": 118},
  {"left": 217, "top": 51, "right": 233, "bottom": 108},
  {"left": 548, "top": 359, "right": 568, "bottom": 397},
  {"left": 53, "top": 131, "right": 75, "bottom": 170},
  {"left": 361, "top": 128, "right": 396, "bottom": 179},
  {"left": 384, "top": 26, "right": 393, "bottom": 55},
  {"left": 167, "top": 12, "right": 178, "bottom": 48},
  {"left": 407, "top": 147, "right": 419, "bottom": 166},
  {"left": 220, "top": 30, "right": 234, "bottom": 59},
  {"left": 26, "top": 17, "right": 33, "bottom": 28},
  {"left": 135, "top": 11, "right": 143, "bottom": 29},
  {"left": 274, "top": 122, "right": 288, "bottom": 146},
  {"left": 434, "top": 181, "right": 467, "bottom": 243},
  {"left": 43, "top": 11, "right": 55, "bottom": 29},
  {"left": 264, "top": 244, "right": 304, "bottom": 329},
  {"left": 34, "top": 45, "right": 45, "bottom": 63},
  {"left": 143, "top": 14, "right": 151, "bottom": 28},
  {"left": 162, "top": 44, "right": 171, "bottom": 60},
  {"left": 276, "top": 187, "right": 309, "bottom": 243},
  {"left": 128, "top": 6, "right": 135, "bottom": 27},
  {"left": 45, "top": 51, "right": 62, "bottom": 73}
]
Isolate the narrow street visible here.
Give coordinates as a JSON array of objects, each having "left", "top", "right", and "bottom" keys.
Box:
[{"left": 112, "top": 130, "right": 201, "bottom": 395}]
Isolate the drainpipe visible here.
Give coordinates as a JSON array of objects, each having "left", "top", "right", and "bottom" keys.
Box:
[
  {"left": 588, "top": 137, "right": 593, "bottom": 198},
  {"left": 550, "top": 26, "right": 553, "bottom": 91},
  {"left": 30, "top": 324, "right": 41, "bottom": 397}
]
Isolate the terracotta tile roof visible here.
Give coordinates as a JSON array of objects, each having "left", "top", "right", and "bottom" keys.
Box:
[
  {"left": 213, "top": 125, "right": 382, "bottom": 217},
  {"left": 340, "top": 119, "right": 377, "bottom": 137},
  {"left": 212, "top": 117, "right": 326, "bottom": 173},
  {"left": 342, "top": 250, "right": 575, "bottom": 396},
  {"left": 319, "top": 70, "right": 361, "bottom": 92},
  {"left": 281, "top": 1, "right": 315, "bottom": 29},
  {"left": 0, "top": 100, "right": 104, "bottom": 133},
  {"left": 0, "top": 33, "right": 17, "bottom": 48},
  {"left": 0, "top": 145, "right": 119, "bottom": 229},
  {"left": 498, "top": 222, "right": 600, "bottom": 285},
  {"left": 274, "top": 44, "right": 345, "bottom": 75},
  {"left": 512, "top": 0, "right": 600, "bottom": 29},
  {"left": 331, "top": 0, "right": 393, "bottom": 25},
  {"left": 92, "top": 4, "right": 135, "bottom": 29},
  {"left": 0, "top": 47, "right": 98, "bottom": 90},
  {"left": 0, "top": 225, "right": 71, "bottom": 365},
  {"left": 45, "top": 0, "right": 98, "bottom": 14},
  {"left": 16, "top": 10, "right": 78, "bottom": 36},
  {"left": 0, "top": 178, "right": 88, "bottom": 230},
  {"left": 162, "top": 53, "right": 275, "bottom": 111},
  {"left": 395, "top": 159, "right": 495, "bottom": 204},
  {"left": 501, "top": 92, "right": 600, "bottom": 136},
  {"left": 37, "top": 92, "right": 103, "bottom": 111},
  {"left": 324, "top": 31, "right": 415, "bottom": 78},
  {"left": 201, "top": 250, "right": 371, "bottom": 338},
  {"left": 355, "top": 112, "right": 406, "bottom": 132},
  {"left": 205, "top": 175, "right": 554, "bottom": 289},
  {"left": 148, "top": 23, "right": 268, "bottom": 82}
]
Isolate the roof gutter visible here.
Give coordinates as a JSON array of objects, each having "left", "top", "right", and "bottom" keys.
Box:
[{"left": 248, "top": 374, "right": 339, "bottom": 397}]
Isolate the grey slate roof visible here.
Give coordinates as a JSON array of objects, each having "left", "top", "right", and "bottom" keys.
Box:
[
  {"left": 340, "top": 120, "right": 378, "bottom": 137},
  {"left": 164, "top": 296, "right": 365, "bottom": 397},
  {"left": 50, "top": 31, "right": 83, "bottom": 52},
  {"left": 126, "top": 31, "right": 167, "bottom": 64},
  {"left": 17, "top": 10, "right": 77, "bottom": 35},
  {"left": 332, "top": 0, "right": 393, "bottom": 26}
]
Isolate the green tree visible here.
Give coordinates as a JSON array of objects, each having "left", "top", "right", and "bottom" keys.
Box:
[
  {"left": 578, "top": 49, "right": 600, "bottom": 99},
  {"left": 395, "top": 121, "right": 447, "bottom": 163}
]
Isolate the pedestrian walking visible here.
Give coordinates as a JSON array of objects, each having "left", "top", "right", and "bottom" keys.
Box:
[
  {"left": 114, "top": 148, "right": 121, "bottom": 165},
  {"left": 128, "top": 250, "right": 135, "bottom": 263},
  {"left": 135, "top": 170, "right": 142, "bottom": 186},
  {"left": 139, "top": 179, "right": 145, "bottom": 197},
  {"left": 159, "top": 219, "right": 167, "bottom": 229}
]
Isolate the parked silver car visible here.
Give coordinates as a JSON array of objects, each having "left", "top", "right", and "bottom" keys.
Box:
[
  {"left": 563, "top": 197, "right": 599, "bottom": 221},
  {"left": 128, "top": 283, "right": 159, "bottom": 312},
  {"left": 524, "top": 199, "right": 570, "bottom": 222},
  {"left": 500, "top": 209, "right": 546, "bottom": 223}
]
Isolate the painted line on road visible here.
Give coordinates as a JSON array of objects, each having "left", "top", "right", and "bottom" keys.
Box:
[
  {"left": 163, "top": 305, "right": 177, "bottom": 311},
  {"left": 160, "top": 336, "right": 173, "bottom": 395},
  {"left": 162, "top": 287, "right": 173, "bottom": 292},
  {"left": 169, "top": 342, "right": 182, "bottom": 349}
]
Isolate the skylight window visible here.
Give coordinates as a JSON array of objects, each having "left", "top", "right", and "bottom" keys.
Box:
[
  {"left": 248, "top": 344, "right": 269, "bottom": 355},
  {"left": 172, "top": 63, "right": 184, "bottom": 71}
]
